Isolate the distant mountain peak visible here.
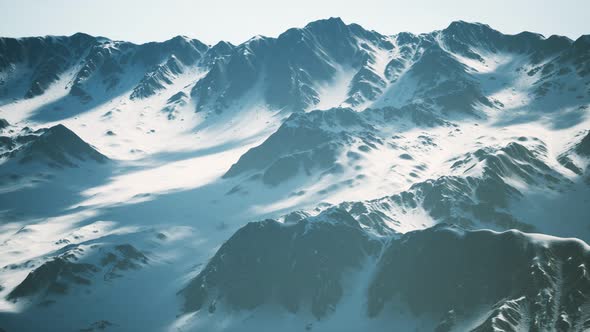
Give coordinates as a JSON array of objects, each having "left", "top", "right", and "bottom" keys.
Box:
[
  {"left": 210, "top": 40, "right": 234, "bottom": 52},
  {"left": 304, "top": 16, "right": 347, "bottom": 29},
  {"left": 446, "top": 20, "right": 490, "bottom": 29},
  {"left": 441, "top": 20, "right": 499, "bottom": 40},
  {"left": 573, "top": 34, "right": 590, "bottom": 51}
]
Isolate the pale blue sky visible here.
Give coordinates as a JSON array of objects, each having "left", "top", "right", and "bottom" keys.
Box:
[{"left": 0, "top": 0, "right": 588, "bottom": 45}]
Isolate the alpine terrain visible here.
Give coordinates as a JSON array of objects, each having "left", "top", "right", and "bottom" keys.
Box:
[{"left": 0, "top": 18, "right": 589, "bottom": 331}]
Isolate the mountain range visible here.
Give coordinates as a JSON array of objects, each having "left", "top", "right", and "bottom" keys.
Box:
[{"left": 0, "top": 18, "right": 589, "bottom": 331}]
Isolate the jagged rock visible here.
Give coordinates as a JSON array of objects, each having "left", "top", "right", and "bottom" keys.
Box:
[
  {"left": 14, "top": 124, "right": 108, "bottom": 167},
  {"left": 182, "top": 209, "right": 381, "bottom": 318}
]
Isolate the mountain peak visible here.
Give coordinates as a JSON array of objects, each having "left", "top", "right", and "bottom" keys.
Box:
[
  {"left": 304, "top": 17, "right": 347, "bottom": 30},
  {"left": 167, "top": 35, "right": 192, "bottom": 44},
  {"left": 211, "top": 40, "right": 234, "bottom": 49},
  {"left": 443, "top": 20, "right": 495, "bottom": 36},
  {"left": 46, "top": 123, "right": 70, "bottom": 134},
  {"left": 68, "top": 32, "right": 98, "bottom": 42},
  {"left": 26, "top": 124, "right": 109, "bottom": 166},
  {"left": 573, "top": 34, "right": 590, "bottom": 52},
  {"left": 206, "top": 40, "right": 235, "bottom": 57},
  {"left": 446, "top": 20, "right": 489, "bottom": 29}
]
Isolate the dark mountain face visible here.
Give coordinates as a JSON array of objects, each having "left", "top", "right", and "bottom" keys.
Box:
[
  {"left": 182, "top": 209, "right": 382, "bottom": 319},
  {"left": 576, "top": 131, "right": 590, "bottom": 156},
  {"left": 183, "top": 217, "right": 590, "bottom": 330},
  {"left": 338, "top": 138, "right": 571, "bottom": 236},
  {"left": 439, "top": 21, "right": 571, "bottom": 61},
  {"left": 161, "top": 91, "right": 189, "bottom": 119},
  {"left": 191, "top": 17, "right": 394, "bottom": 113},
  {"left": 223, "top": 107, "right": 373, "bottom": 185},
  {"left": 0, "top": 34, "right": 96, "bottom": 99},
  {"left": 0, "top": 33, "right": 208, "bottom": 103},
  {"left": 440, "top": 21, "right": 505, "bottom": 59},
  {"left": 7, "top": 243, "right": 148, "bottom": 302},
  {"left": 565, "top": 35, "right": 590, "bottom": 76},
  {"left": 404, "top": 41, "right": 494, "bottom": 115},
  {"left": 0, "top": 118, "right": 9, "bottom": 130},
  {"left": 130, "top": 55, "right": 184, "bottom": 100},
  {"left": 68, "top": 37, "right": 208, "bottom": 103},
  {"left": 0, "top": 124, "right": 108, "bottom": 168}
]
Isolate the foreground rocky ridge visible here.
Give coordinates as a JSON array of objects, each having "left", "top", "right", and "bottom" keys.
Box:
[{"left": 183, "top": 219, "right": 590, "bottom": 331}]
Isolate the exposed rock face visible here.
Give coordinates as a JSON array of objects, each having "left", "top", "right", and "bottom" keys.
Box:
[
  {"left": 558, "top": 130, "right": 590, "bottom": 179},
  {"left": 184, "top": 219, "right": 590, "bottom": 330},
  {"left": 6, "top": 257, "right": 98, "bottom": 300},
  {"left": 223, "top": 106, "right": 448, "bottom": 186},
  {"left": 130, "top": 56, "right": 184, "bottom": 100},
  {"left": 0, "top": 124, "right": 108, "bottom": 168},
  {"left": 182, "top": 209, "right": 381, "bottom": 318},
  {"left": 7, "top": 243, "right": 148, "bottom": 302},
  {"left": 0, "top": 33, "right": 208, "bottom": 103},
  {"left": 369, "top": 226, "right": 590, "bottom": 330},
  {"left": 161, "top": 91, "right": 188, "bottom": 120},
  {"left": 575, "top": 131, "right": 590, "bottom": 157},
  {"left": 224, "top": 108, "right": 368, "bottom": 185},
  {"left": 0, "top": 119, "right": 9, "bottom": 130},
  {"left": 190, "top": 17, "right": 394, "bottom": 113},
  {"left": 0, "top": 33, "right": 97, "bottom": 99}
]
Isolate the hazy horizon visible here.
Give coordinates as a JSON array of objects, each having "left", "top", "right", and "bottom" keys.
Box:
[{"left": 0, "top": 0, "right": 588, "bottom": 45}]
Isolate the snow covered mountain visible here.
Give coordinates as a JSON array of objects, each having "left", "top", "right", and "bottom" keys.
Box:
[
  {"left": 0, "top": 120, "right": 107, "bottom": 168},
  {"left": 182, "top": 220, "right": 590, "bottom": 331},
  {"left": 0, "top": 18, "right": 589, "bottom": 331}
]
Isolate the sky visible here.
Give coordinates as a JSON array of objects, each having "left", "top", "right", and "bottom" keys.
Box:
[{"left": 0, "top": 0, "right": 588, "bottom": 45}]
